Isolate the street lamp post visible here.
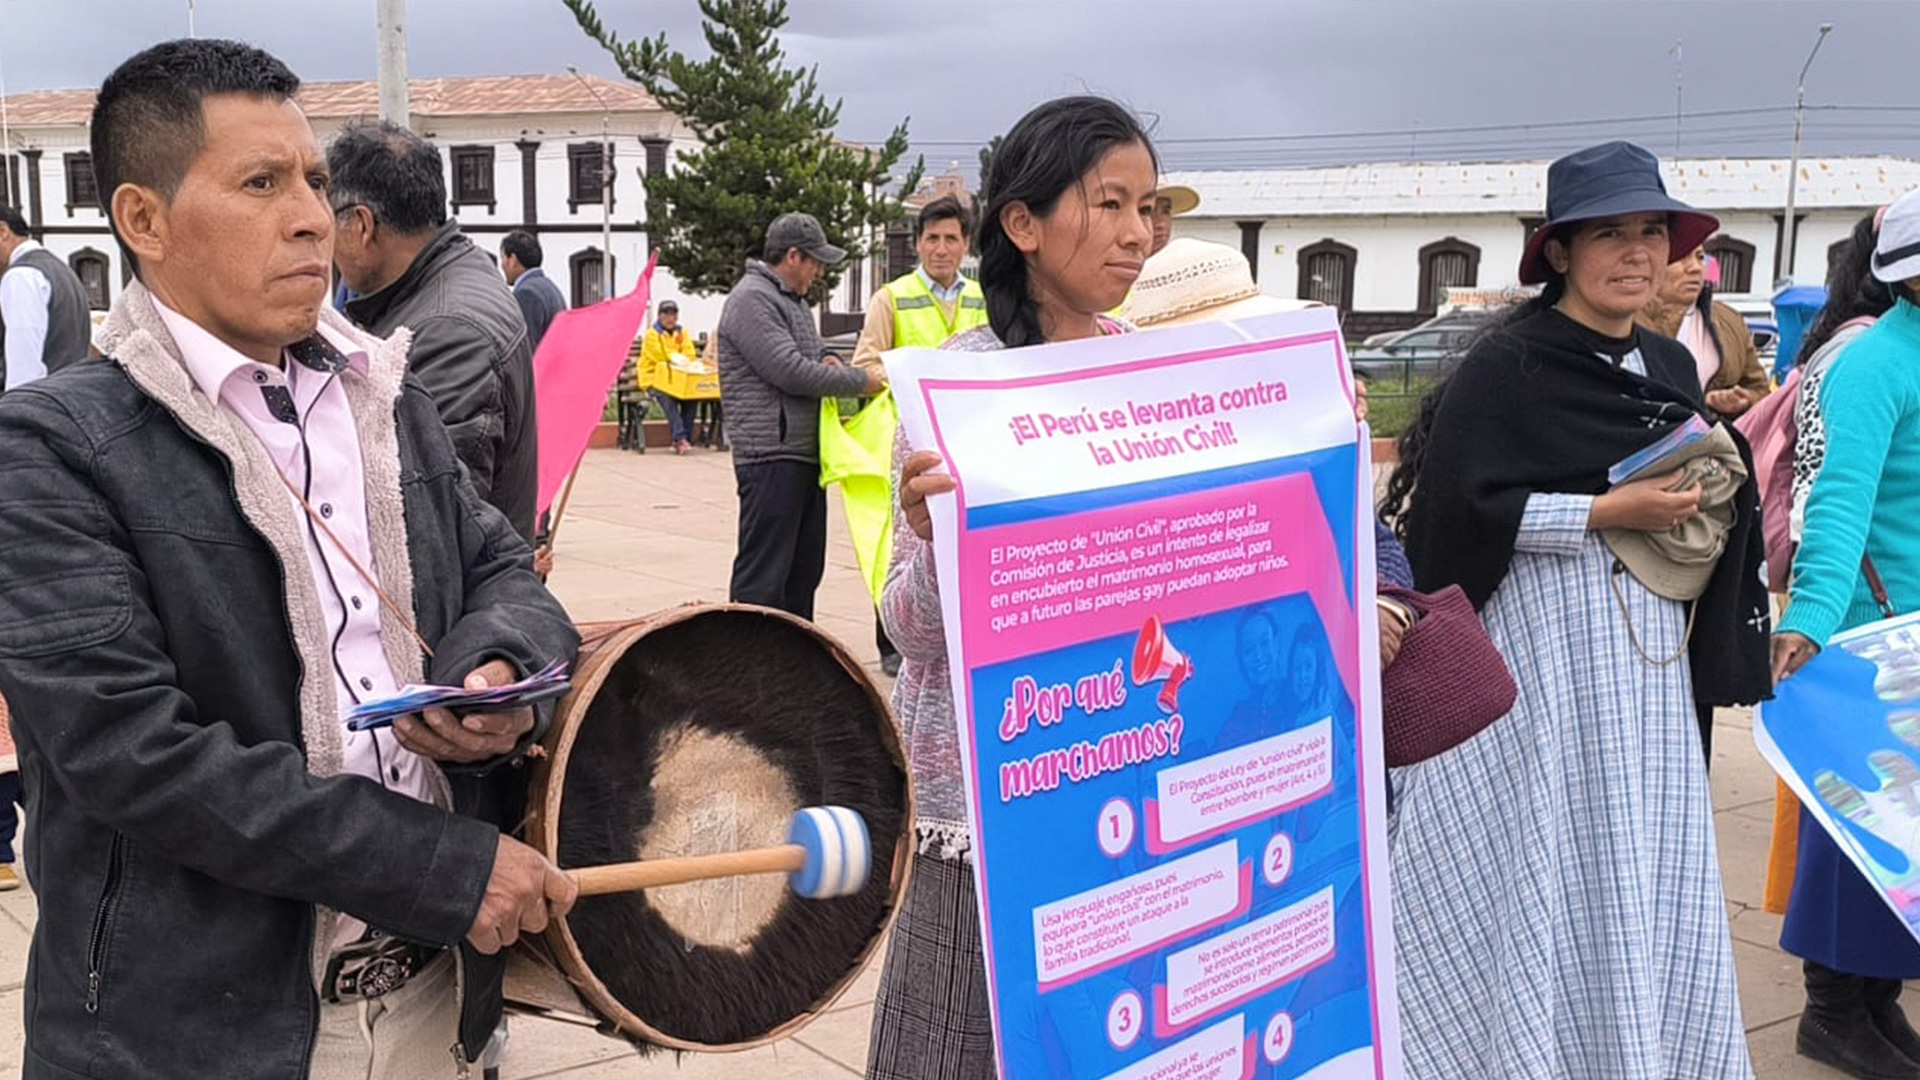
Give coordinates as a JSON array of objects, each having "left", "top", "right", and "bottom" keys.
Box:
[
  {"left": 568, "top": 66, "right": 615, "bottom": 301},
  {"left": 376, "top": 0, "right": 410, "bottom": 124},
  {"left": 1779, "top": 23, "right": 1833, "bottom": 286}
]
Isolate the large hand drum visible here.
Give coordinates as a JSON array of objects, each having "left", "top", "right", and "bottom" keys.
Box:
[{"left": 520, "top": 604, "right": 912, "bottom": 1050}]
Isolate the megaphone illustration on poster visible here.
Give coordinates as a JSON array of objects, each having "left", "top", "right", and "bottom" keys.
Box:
[{"left": 1131, "top": 615, "right": 1193, "bottom": 714}]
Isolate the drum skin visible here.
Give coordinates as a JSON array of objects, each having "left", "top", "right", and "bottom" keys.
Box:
[{"left": 527, "top": 604, "right": 913, "bottom": 1051}]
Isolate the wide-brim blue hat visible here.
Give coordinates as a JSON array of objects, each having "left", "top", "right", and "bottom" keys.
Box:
[{"left": 1518, "top": 141, "right": 1720, "bottom": 286}]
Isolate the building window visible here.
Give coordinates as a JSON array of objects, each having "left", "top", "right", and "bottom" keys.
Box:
[
  {"left": 1418, "top": 238, "right": 1481, "bottom": 312},
  {"left": 449, "top": 146, "right": 495, "bottom": 213},
  {"left": 1703, "top": 236, "right": 1756, "bottom": 294},
  {"left": 1297, "top": 239, "right": 1357, "bottom": 312},
  {"left": 568, "top": 143, "right": 613, "bottom": 212},
  {"left": 69, "top": 248, "right": 110, "bottom": 310},
  {"left": 0, "top": 155, "right": 20, "bottom": 210},
  {"left": 63, "top": 152, "right": 99, "bottom": 212},
  {"left": 641, "top": 137, "right": 670, "bottom": 177},
  {"left": 1237, "top": 221, "right": 1264, "bottom": 283},
  {"left": 570, "top": 248, "right": 612, "bottom": 306}
]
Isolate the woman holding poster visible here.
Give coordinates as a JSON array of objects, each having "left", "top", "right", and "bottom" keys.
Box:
[
  {"left": 1384, "top": 142, "right": 1771, "bottom": 1079},
  {"left": 864, "top": 95, "right": 1158, "bottom": 1080},
  {"left": 1774, "top": 188, "right": 1920, "bottom": 1079}
]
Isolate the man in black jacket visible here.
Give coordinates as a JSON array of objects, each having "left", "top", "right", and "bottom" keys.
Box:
[
  {"left": 330, "top": 120, "right": 540, "bottom": 543},
  {"left": 0, "top": 40, "right": 578, "bottom": 1079}
]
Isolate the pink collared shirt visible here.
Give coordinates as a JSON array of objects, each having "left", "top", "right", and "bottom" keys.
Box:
[
  {"left": 156, "top": 301, "right": 437, "bottom": 805},
  {"left": 157, "top": 303, "right": 439, "bottom": 949}
]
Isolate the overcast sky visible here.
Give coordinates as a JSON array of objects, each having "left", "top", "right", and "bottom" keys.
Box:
[{"left": 3, "top": 0, "right": 1916, "bottom": 180}]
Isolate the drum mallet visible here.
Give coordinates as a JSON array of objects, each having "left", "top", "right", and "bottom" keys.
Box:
[{"left": 568, "top": 806, "right": 871, "bottom": 899}]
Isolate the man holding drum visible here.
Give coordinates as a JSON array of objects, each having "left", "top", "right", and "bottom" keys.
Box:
[{"left": 0, "top": 40, "right": 578, "bottom": 1080}]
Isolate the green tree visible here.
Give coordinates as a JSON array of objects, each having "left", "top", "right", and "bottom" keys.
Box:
[{"left": 566, "top": 0, "right": 923, "bottom": 297}]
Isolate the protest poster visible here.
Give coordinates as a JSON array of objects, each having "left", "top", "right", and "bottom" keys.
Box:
[
  {"left": 886, "top": 308, "right": 1401, "bottom": 1080},
  {"left": 1756, "top": 610, "right": 1920, "bottom": 943}
]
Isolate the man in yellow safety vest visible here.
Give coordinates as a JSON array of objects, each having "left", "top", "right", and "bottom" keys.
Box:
[
  {"left": 851, "top": 194, "right": 987, "bottom": 378},
  {"left": 834, "top": 195, "right": 987, "bottom": 675}
]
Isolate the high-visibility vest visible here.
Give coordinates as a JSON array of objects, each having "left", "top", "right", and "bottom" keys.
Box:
[
  {"left": 885, "top": 272, "right": 988, "bottom": 348},
  {"left": 821, "top": 274, "right": 986, "bottom": 607},
  {"left": 819, "top": 388, "right": 898, "bottom": 605}
]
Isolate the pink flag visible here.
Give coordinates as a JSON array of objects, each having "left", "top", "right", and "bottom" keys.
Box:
[{"left": 534, "top": 255, "right": 655, "bottom": 516}]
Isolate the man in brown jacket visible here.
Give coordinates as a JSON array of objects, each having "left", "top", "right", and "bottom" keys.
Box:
[{"left": 1638, "top": 244, "right": 1772, "bottom": 419}]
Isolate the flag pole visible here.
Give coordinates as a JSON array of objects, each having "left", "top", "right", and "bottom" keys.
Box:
[{"left": 544, "top": 462, "right": 584, "bottom": 550}]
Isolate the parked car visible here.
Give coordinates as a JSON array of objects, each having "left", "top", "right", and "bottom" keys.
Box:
[
  {"left": 821, "top": 329, "right": 859, "bottom": 362},
  {"left": 1714, "top": 293, "right": 1779, "bottom": 365},
  {"left": 1349, "top": 313, "right": 1488, "bottom": 387}
]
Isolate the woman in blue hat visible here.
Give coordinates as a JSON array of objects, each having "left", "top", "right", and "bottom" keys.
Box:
[{"left": 1381, "top": 141, "right": 1771, "bottom": 1079}]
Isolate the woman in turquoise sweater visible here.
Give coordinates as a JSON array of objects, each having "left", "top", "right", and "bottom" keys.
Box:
[{"left": 1775, "top": 188, "right": 1920, "bottom": 1080}]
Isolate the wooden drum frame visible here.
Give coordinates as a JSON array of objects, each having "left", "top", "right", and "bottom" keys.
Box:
[{"left": 515, "top": 603, "right": 914, "bottom": 1052}]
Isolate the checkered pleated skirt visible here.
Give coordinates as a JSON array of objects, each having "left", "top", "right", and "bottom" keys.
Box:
[
  {"left": 865, "top": 853, "right": 997, "bottom": 1080},
  {"left": 1390, "top": 499, "right": 1751, "bottom": 1079}
]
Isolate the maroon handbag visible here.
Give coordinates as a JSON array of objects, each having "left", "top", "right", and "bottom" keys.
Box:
[{"left": 1379, "top": 584, "right": 1518, "bottom": 767}]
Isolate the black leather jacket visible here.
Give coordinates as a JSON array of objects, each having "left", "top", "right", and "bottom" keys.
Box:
[
  {"left": 348, "top": 223, "right": 541, "bottom": 543},
  {"left": 0, "top": 325, "right": 577, "bottom": 1078}
]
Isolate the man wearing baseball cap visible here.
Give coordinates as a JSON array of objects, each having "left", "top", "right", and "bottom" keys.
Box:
[{"left": 716, "top": 212, "right": 880, "bottom": 620}]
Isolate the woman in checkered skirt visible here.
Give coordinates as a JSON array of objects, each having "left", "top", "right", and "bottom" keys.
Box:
[{"left": 1382, "top": 143, "right": 1772, "bottom": 1079}]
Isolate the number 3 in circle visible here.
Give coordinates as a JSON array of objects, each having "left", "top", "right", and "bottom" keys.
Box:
[{"left": 1107, "top": 990, "right": 1144, "bottom": 1050}]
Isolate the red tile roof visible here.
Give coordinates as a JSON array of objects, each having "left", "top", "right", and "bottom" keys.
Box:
[{"left": 0, "top": 73, "right": 658, "bottom": 127}]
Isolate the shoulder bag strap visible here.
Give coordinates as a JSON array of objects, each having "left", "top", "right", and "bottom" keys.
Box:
[{"left": 1865, "top": 554, "right": 1898, "bottom": 620}]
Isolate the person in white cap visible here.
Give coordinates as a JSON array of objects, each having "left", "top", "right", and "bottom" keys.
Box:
[{"left": 1774, "top": 186, "right": 1920, "bottom": 1079}]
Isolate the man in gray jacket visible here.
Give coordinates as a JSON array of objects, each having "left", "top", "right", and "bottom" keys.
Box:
[
  {"left": 330, "top": 121, "right": 540, "bottom": 544},
  {"left": 718, "top": 213, "right": 879, "bottom": 620}
]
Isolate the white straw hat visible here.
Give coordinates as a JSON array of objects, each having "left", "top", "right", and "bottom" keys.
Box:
[
  {"left": 1122, "top": 238, "right": 1318, "bottom": 329},
  {"left": 1158, "top": 184, "right": 1201, "bottom": 216}
]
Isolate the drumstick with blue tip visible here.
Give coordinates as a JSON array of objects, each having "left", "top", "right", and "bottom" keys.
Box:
[{"left": 567, "top": 806, "right": 872, "bottom": 899}]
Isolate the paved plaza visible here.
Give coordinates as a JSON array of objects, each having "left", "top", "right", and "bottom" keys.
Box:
[{"left": 0, "top": 446, "right": 1893, "bottom": 1078}]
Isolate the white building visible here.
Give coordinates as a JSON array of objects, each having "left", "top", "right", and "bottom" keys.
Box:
[
  {"left": 0, "top": 73, "right": 795, "bottom": 338},
  {"left": 1166, "top": 157, "right": 1920, "bottom": 340}
]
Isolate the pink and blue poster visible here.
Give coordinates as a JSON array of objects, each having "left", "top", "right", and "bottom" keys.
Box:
[
  {"left": 886, "top": 308, "right": 1402, "bottom": 1080},
  {"left": 1757, "top": 610, "right": 1920, "bottom": 943}
]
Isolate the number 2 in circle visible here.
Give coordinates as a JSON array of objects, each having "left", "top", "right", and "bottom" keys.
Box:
[{"left": 1263, "top": 832, "right": 1295, "bottom": 886}]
